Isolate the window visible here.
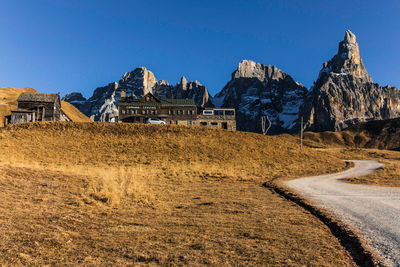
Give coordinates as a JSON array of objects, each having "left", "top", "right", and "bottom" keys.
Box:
[
  {"left": 147, "top": 96, "right": 151, "bottom": 101},
  {"left": 122, "top": 110, "right": 126, "bottom": 115},
  {"left": 132, "top": 110, "right": 136, "bottom": 114},
  {"left": 214, "top": 110, "right": 224, "bottom": 116},
  {"left": 225, "top": 110, "right": 235, "bottom": 115},
  {"left": 169, "top": 110, "right": 174, "bottom": 115},
  {"left": 187, "top": 120, "right": 192, "bottom": 126},
  {"left": 200, "top": 122, "right": 207, "bottom": 126},
  {"left": 189, "top": 110, "right": 193, "bottom": 115},
  {"left": 142, "top": 110, "right": 147, "bottom": 115},
  {"left": 211, "top": 122, "right": 218, "bottom": 126},
  {"left": 179, "top": 110, "right": 184, "bottom": 115},
  {"left": 150, "top": 110, "right": 155, "bottom": 115}
]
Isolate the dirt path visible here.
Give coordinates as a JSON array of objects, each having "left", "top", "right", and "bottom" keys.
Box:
[{"left": 285, "top": 160, "right": 400, "bottom": 267}]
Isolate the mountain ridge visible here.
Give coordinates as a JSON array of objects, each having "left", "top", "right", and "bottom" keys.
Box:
[
  {"left": 63, "top": 30, "right": 400, "bottom": 133},
  {"left": 213, "top": 60, "right": 308, "bottom": 133},
  {"left": 63, "top": 67, "right": 213, "bottom": 121}
]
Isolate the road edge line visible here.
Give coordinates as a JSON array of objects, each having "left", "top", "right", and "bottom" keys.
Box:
[{"left": 262, "top": 180, "right": 385, "bottom": 267}]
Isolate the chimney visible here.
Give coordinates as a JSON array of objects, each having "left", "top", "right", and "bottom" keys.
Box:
[{"left": 121, "top": 88, "right": 126, "bottom": 98}]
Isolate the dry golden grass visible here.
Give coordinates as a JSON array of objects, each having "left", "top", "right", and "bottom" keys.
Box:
[
  {"left": 0, "top": 87, "right": 38, "bottom": 106},
  {"left": 61, "top": 101, "right": 92, "bottom": 122},
  {"left": 303, "top": 133, "right": 400, "bottom": 187},
  {"left": 303, "top": 118, "right": 400, "bottom": 151},
  {"left": 326, "top": 148, "right": 400, "bottom": 187},
  {"left": 0, "top": 122, "right": 354, "bottom": 266}
]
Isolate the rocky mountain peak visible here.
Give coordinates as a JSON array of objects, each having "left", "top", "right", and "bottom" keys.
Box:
[
  {"left": 193, "top": 80, "right": 202, "bottom": 86},
  {"left": 215, "top": 59, "right": 308, "bottom": 133},
  {"left": 62, "top": 92, "right": 86, "bottom": 103},
  {"left": 304, "top": 30, "right": 400, "bottom": 132},
  {"left": 233, "top": 60, "right": 286, "bottom": 83},
  {"left": 179, "top": 76, "right": 188, "bottom": 90},
  {"left": 62, "top": 92, "right": 87, "bottom": 111},
  {"left": 65, "top": 66, "right": 215, "bottom": 122},
  {"left": 319, "top": 30, "right": 372, "bottom": 83},
  {"left": 233, "top": 60, "right": 266, "bottom": 81},
  {"left": 343, "top": 29, "right": 356, "bottom": 44},
  {"left": 119, "top": 67, "right": 157, "bottom": 95},
  {"left": 265, "top": 65, "right": 284, "bottom": 81},
  {"left": 158, "top": 80, "right": 170, "bottom": 86}
]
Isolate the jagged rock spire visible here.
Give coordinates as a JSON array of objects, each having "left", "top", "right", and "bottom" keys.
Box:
[
  {"left": 304, "top": 30, "right": 400, "bottom": 132},
  {"left": 179, "top": 76, "right": 188, "bottom": 90},
  {"left": 343, "top": 29, "right": 356, "bottom": 44},
  {"left": 319, "top": 30, "right": 372, "bottom": 83}
]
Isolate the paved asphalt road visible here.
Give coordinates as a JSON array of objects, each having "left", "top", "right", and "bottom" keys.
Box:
[{"left": 285, "top": 160, "right": 400, "bottom": 267}]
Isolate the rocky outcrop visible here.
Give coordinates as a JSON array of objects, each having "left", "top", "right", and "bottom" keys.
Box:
[
  {"left": 119, "top": 67, "right": 157, "bottom": 96},
  {"left": 81, "top": 82, "right": 119, "bottom": 121},
  {"left": 303, "top": 30, "right": 400, "bottom": 131},
  {"left": 64, "top": 67, "right": 213, "bottom": 121},
  {"left": 154, "top": 76, "right": 213, "bottom": 107},
  {"left": 214, "top": 60, "right": 308, "bottom": 133},
  {"left": 61, "top": 92, "right": 87, "bottom": 111}
]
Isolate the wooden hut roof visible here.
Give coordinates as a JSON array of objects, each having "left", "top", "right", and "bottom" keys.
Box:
[
  {"left": 11, "top": 108, "right": 36, "bottom": 113},
  {"left": 17, "top": 93, "right": 59, "bottom": 103}
]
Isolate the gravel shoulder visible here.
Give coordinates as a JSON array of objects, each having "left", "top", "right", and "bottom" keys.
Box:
[{"left": 285, "top": 160, "right": 400, "bottom": 267}]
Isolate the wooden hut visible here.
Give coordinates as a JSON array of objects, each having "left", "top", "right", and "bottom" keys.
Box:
[{"left": 11, "top": 93, "right": 62, "bottom": 124}]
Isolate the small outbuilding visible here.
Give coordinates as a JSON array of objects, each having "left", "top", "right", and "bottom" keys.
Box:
[{"left": 11, "top": 93, "right": 65, "bottom": 124}]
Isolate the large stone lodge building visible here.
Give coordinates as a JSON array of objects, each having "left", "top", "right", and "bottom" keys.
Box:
[{"left": 118, "top": 90, "right": 236, "bottom": 130}]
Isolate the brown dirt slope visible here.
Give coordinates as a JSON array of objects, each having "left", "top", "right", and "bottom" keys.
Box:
[
  {"left": 0, "top": 122, "right": 353, "bottom": 266},
  {"left": 61, "top": 101, "right": 92, "bottom": 122},
  {"left": 304, "top": 118, "right": 400, "bottom": 150}
]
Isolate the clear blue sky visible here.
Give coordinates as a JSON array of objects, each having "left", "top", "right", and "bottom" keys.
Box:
[{"left": 1, "top": 0, "right": 399, "bottom": 98}]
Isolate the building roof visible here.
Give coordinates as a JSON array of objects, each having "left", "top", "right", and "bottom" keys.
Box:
[
  {"left": 120, "top": 97, "right": 196, "bottom": 107},
  {"left": 17, "top": 93, "right": 59, "bottom": 103},
  {"left": 11, "top": 109, "right": 36, "bottom": 113},
  {"left": 160, "top": 98, "right": 196, "bottom": 106}
]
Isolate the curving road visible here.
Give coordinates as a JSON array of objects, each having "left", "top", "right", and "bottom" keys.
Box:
[{"left": 285, "top": 160, "right": 400, "bottom": 267}]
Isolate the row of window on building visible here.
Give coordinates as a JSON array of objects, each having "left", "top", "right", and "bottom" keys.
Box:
[
  {"left": 169, "top": 110, "right": 194, "bottom": 115},
  {"left": 200, "top": 121, "right": 218, "bottom": 126},
  {"left": 121, "top": 109, "right": 195, "bottom": 115},
  {"left": 122, "top": 109, "right": 156, "bottom": 115},
  {"left": 203, "top": 110, "right": 234, "bottom": 116},
  {"left": 169, "top": 121, "right": 224, "bottom": 127}
]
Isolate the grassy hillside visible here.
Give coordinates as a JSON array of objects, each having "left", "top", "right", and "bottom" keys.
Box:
[
  {"left": 61, "top": 101, "right": 92, "bottom": 122},
  {"left": 0, "top": 87, "right": 90, "bottom": 125},
  {"left": 304, "top": 118, "right": 400, "bottom": 150},
  {"left": 0, "top": 122, "right": 353, "bottom": 265},
  {"left": 0, "top": 87, "right": 38, "bottom": 105},
  {"left": 302, "top": 119, "right": 400, "bottom": 187}
]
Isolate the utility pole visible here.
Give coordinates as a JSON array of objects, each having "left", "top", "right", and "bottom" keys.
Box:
[{"left": 300, "top": 116, "right": 303, "bottom": 153}]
